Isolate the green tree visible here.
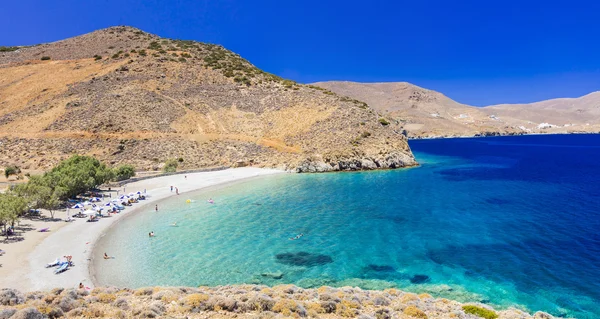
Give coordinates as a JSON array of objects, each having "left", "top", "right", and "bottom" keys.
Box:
[
  {"left": 113, "top": 164, "right": 136, "bottom": 181},
  {"left": 0, "top": 193, "right": 27, "bottom": 239},
  {"left": 44, "top": 155, "right": 113, "bottom": 200}
]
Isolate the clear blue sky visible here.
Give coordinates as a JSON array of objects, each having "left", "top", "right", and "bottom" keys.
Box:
[{"left": 2, "top": 0, "right": 600, "bottom": 106}]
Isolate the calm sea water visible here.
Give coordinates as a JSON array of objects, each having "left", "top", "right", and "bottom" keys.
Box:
[{"left": 95, "top": 134, "right": 600, "bottom": 318}]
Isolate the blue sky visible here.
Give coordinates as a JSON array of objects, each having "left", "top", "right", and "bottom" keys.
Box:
[{"left": 2, "top": 0, "right": 600, "bottom": 106}]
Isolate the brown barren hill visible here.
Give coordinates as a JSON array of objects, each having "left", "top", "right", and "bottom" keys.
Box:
[
  {"left": 0, "top": 26, "right": 416, "bottom": 172},
  {"left": 313, "top": 81, "right": 600, "bottom": 138}
]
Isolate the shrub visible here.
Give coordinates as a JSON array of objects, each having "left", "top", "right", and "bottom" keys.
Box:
[
  {"left": 185, "top": 293, "right": 209, "bottom": 308},
  {"left": 462, "top": 305, "right": 498, "bottom": 319},
  {"left": 177, "top": 157, "right": 184, "bottom": 163},
  {"left": 93, "top": 55, "right": 102, "bottom": 60},
  {"left": 178, "top": 57, "right": 187, "bottom": 62},
  {"left": 163, "top": 159, "right": 178, "bottom": 173},
  {"left": 112, "top": 53, "right": 120, "bottom": 59},
  {"left": 97, "top": 293, "right": 116, "bottom": 303},
  {"left": 113, "top": 164, "right": 135, "bottom": 181},
  {"left": 0, "top": 46, "right": 20, "bottom": 52},
  {"left": 4, "top": 165, "right": 20, "bottom": 179},
  {"left": 138, "top": 49, "right": 147, "bottom": 56},
  {"left": 403, "top": 305, "right": 427, "bottom": 318},
  {"left": 40, "top": 56, "right": 51, "bottom": 60},
  {"left": 272, "top": 299, "right": 299, "bottom": 316},
  {"left": 361, "top": 131, "right": 371, "bottom": 138},
  {"left": 379, "top": 118, "right": 390, "bottom": 126}
]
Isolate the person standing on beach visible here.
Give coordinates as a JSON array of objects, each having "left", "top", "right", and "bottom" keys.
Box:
[
  {"left": 170, "top": 186, "right": 173, "bottom": 192},
  {"left": 176, "top": 187, "right": 179, "bottom": 195},
  {"left": 155, "top": 205, "right": 158, "bottom": 212}
]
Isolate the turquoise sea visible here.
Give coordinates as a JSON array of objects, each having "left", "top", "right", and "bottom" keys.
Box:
[{"left": 95, "top": 134, "right": 600, "bottom": 318}]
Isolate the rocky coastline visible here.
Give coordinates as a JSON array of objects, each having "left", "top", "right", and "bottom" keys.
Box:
[{"left": 0, "top": 285, "right": 561, "bottom": 319}]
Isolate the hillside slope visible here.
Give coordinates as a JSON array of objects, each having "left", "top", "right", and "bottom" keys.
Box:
[
  {"left": 0, "top": 26, "right": 416, "bottom": 172},
  {"left": 313, "top": 81, "right": 600, "bottom": 138}
]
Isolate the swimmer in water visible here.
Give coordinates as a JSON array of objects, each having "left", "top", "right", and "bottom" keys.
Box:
[
  {"left": 170, "top": 222, "right": 177, "bottom": 227},
  {"left": 149, "top": 231, "right": 155, "bottom": 237}
]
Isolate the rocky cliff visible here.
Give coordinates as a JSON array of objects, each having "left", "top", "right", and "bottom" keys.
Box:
[{"left": 0, "top": 27, "right": 416, "bottom": 172}]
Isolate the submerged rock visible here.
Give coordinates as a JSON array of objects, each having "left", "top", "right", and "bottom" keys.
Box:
[
  {"left": 261, "top": 272, "right": 284, "bottom": 280},
  {"left": 275, "top": 252, "right": 333, "bottom": 267},
  {"left": 410, "top": 274, "right": 431, "bottom": 284}
]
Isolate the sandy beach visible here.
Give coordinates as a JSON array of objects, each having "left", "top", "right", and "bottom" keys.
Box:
[{"left": 0, "top": 167, "right": 282, "bottom": 292}]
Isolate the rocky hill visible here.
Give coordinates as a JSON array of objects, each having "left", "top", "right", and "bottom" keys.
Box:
[
  {"left": 312, "top": 81, "right": 600, "bottom": 138},
  {"left": 0, "top": 26, "right": 415, "bottom": 172},
  {"left": 0, "top": 285, "right": 558, "bottom": 319}
]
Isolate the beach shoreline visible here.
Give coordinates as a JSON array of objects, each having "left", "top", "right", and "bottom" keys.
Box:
[{"left": 0, "top": 167, "right": 283, "bottom": 292}]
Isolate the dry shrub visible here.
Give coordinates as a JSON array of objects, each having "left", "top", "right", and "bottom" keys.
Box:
[
  {"left": 305, "top": 302, "right": 324, "bottom": 316},
  {"left": 383, "top": 288, "right": 400, "bottom": 296},
  {"left": 403, "top": 305, "right": 428, "bottom": 318},
  {"left": 82, "top": 304, "right": 105, "bottom": 318},
  {"left": 249, "top": 293, "right": 275, "bottom": 311},
  {"left": 97, "top": 293, "right": 116, "bottom": 303},
  {"left": 400, "top": 293, "right": 420, "bottom": 303},
  {"left": 184, "top": 293, "right": 209, "bottom": 308},
  {"left": 272, "top": 299, "right": 299, "bottom": 316},
  {"left": 134, "top": 288, "right": 154, "bottom": 296},
  {"left": 418, "top": 293, "right": 433, "bottom": 300}
]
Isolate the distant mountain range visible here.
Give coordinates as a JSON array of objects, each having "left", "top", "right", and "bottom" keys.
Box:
[
  {"left": 0, "top": 26, "right": 415, "bottom": 172},
  {"left": 312, "top": 81, "right": 600, "bottom": 138}
]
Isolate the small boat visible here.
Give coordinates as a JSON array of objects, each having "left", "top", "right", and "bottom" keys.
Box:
[
  {"left": 54, "top": 262, "right": 69, "bottom": 274},
  {"left": 45, "top": 258, "right": 61, "bottom": 268}
]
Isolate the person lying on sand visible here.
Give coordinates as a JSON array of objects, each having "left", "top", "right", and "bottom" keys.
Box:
[{"left": 103, "top": 253, "right": 112, "bottom": 259}]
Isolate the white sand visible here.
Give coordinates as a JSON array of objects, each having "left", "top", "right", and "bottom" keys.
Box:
[{"left": 0, "top": 168, "right": 282, "bottom": 291}]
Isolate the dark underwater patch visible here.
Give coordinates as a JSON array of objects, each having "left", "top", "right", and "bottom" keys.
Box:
[
  {"left": 275, "top": 252, "right": 333, "bottom": 267},
  {"left": 409, "top": 274, "right": 430, "bottom": 284},
  {"left": 485, "top": 197, "right": 512, "bottom": 205},
  {"left": 366, "top": 264, "right": 396, "bottom": 272}
]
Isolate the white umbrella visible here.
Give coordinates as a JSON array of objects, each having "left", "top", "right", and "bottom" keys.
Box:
[
  {"left": 71, "top": 204, "right": 84, "bottom": 209},
  {"left": 118, "top": 195, "right": 128, "bottom": 200},
  {"left": 83, "top": 201, "right": 91, "bottom": 206},
  {"left": 90, "top": 197, "right": 101, "bottom": 202},
  {"left": 104, "top": 202, "right": 113, "bottom": 207}
]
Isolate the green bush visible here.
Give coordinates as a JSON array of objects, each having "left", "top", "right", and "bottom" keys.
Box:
[
  {"left": 379, "top": 118, "right": 390, "bottom": 126},
  {"left": 93, "top": 55, "right": 102, "bottom": 61},
  {"left": 163, "top": 159, "right": 178, "bottom": 173},
  {"left": 462, "top": 305, "right": 498, "bottom": 319},
  {"left": 4, "top": 166, "right": 21, "bottom": 179},
  {"left": 138, "top": 49, "right": 147, "bottom": 56},
  {"left": 40, "top": 56, "right": 51, "bottom": 60},
  {"left": 0, "top": 46, "right": 20, "bottom": 52},
  {"left": 113, "top": 165, "right": 136, "bottom": 181}
]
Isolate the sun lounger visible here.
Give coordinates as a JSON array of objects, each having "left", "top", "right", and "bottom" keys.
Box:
[
  {"left": 38, "top": 227, "right": 50, "bottom": 232},
  {"left": 54, "top": 262, "right": 69, "bottom": 274},
  {"left": 0, "top": 249, "right": 5, "bottom": 256},
  {"left": 46, "top": 258, "right": 61, "bottom": 268}
]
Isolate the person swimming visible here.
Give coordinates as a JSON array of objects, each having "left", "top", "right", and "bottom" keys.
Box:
[
  {"left": 289, "top": 233, "right": 304, "bottom": 240},
  {"left": 170, "top": 222, "right": 177, "bottom": 227},
  {"left": 149, "top": 231, "right": 155, "bottom": 237},
  {"left": 207, "top": 198, "right": 214, "bottom": 204}
]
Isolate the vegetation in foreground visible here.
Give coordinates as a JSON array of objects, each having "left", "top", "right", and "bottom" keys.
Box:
[{"left": 0, "top": 285, "right": 555, "bottom": 319}]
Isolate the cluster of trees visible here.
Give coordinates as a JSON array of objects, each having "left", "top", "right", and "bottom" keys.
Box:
[{"left": 0, "top": 156, "right": 136, "bottom": 237}]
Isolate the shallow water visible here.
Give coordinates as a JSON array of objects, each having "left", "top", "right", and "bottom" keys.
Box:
[{"left": 95, "top": 134, "right": 600, "bottom": 318}]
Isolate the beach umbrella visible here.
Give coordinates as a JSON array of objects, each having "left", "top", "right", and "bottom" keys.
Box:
[
  {"left": 90, "top": 197, "right": 101, "bottom": 202},
  {"left": 83, "top": 201, "right": 91, "bottom": 206},
  {"left": 136, "top": 191, "right": 142, "bottom": 195},
  {"left": 118, "top": 195, "right": 128, "bottom": 200},
  {"left": 71, "top": 204, "right": 84, "bottom": 209},
  {"left": 104, "top": 202, "right": 113, "bottom": 207}
]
